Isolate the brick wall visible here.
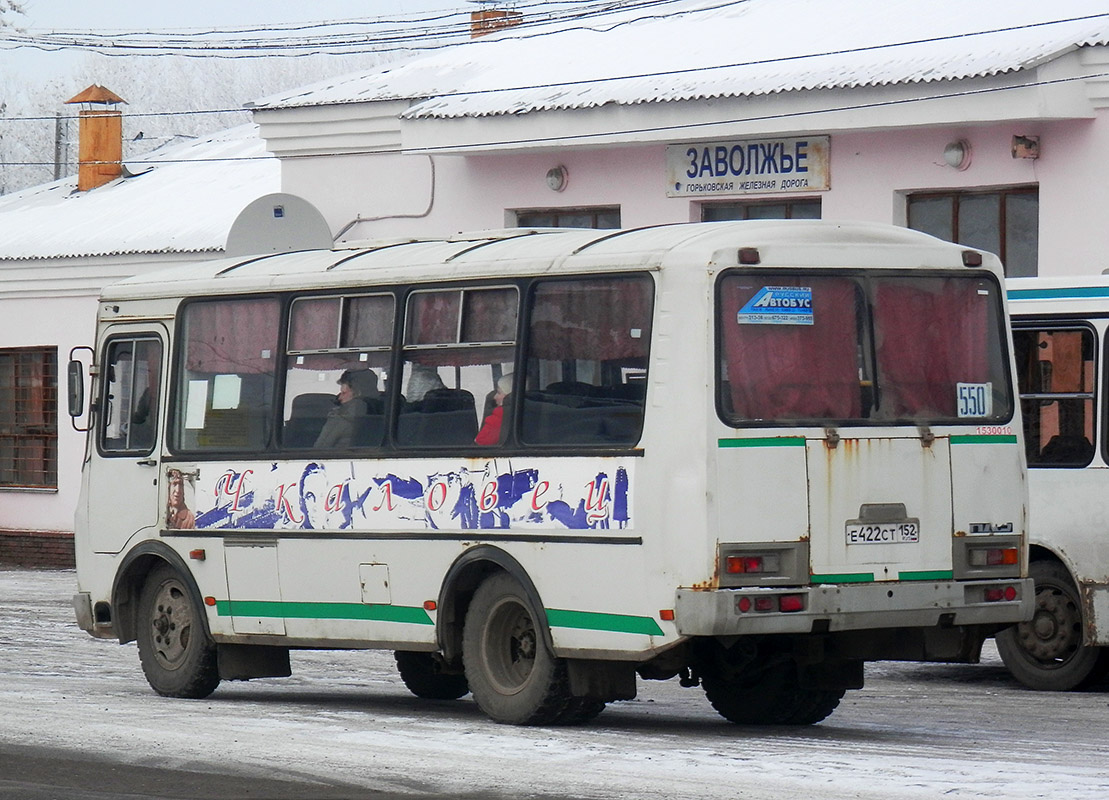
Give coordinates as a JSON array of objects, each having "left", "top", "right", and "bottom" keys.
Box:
[{"left": 0, "top": 530, "right": 75, "bottom": 569}]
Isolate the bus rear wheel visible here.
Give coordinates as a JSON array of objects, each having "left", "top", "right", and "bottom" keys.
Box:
[
  {"left": 462, "top": 573, "right": 589, "bottom": 725},
  {"left": 702, "top": 667, "right": 844, "bottom": 725},
  {"left": 136, "top": 564, "right": 220, "bottom": 699},
  {"left": 996, "top": 559, "right": 1109, "bottom": 691},
  {"left": 394, "top": 651, "right": 469, "bottom": 700}
]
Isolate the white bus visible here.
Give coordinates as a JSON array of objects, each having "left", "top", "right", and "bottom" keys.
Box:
[
  {"left": 69, "top": 221, "right": 1031, "bottom": 726},
  {"left": 1001, "top": 276, "right": 1109, "bottom": 690}
]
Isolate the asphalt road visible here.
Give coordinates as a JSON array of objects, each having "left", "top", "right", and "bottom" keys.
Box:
[{"left": 3, "top": 567, "right": 1108, "bottom": 800}]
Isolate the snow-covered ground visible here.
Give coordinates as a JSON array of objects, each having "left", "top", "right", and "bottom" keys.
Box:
[{"left": 2, "top": 567, "right": 1106, "bottom": 799}]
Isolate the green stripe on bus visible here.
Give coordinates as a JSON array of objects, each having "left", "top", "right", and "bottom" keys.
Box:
[
  {"left": 718, "top": 437, "right": 806, "bottom": 448},
  {"left": 950, "top": 434, "right": 1019, "bottom": 444},
  {"left": 1008, "top": 286, "right": 1109, "bottom": 301},
  {"left": 215, "top": 600, "right": 434, "bottom": 625},
  {"left": 810, "top": 573, "right": 874, "bottom": 584},
  {"left": 899, "top": 570, "right": 954, "bottom": 581},
  {"left": 546, "top": 608, "right": 665, "bottom": 637}
]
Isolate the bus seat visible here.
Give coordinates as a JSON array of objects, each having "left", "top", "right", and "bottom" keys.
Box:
[
  {"left": 544, "top": 381, "right": 597, "bottom": 407},
  {"left": 397, "top": 388, "right": 478, "bottom": 446},
  {"left": 1037, "top": 434, "right": 1094, "bottom": 465},
  {"left": 284, "top": 393, "right": 335, "bottom": 448}
]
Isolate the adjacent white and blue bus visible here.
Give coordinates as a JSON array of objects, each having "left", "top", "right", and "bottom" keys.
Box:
[
  {"left": 1001, "top": 276, "right": 1109, "bottom": 690},
  {"left": 70, "top": 221, "right": 1031, "bottom": 726}
]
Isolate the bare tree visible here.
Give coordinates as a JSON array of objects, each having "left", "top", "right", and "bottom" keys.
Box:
[{"left": 0, "top": 50, "right": 390, "bottom": 194}]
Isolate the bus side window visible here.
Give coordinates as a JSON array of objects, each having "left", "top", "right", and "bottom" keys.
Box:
[
  {"left": 521, "top": 275, "right": 653, "bottom": 446},
  {"left": 174, "top": 297, "right": 281, "bottom": 452},
  {"left": 1013, "top": 326, "right": 1096, "bottom": 467},
  {"left": 100, "top": 337, "right": 162, "bottom": 455},
  {"left": 397, "top": 287, "right": 518, "bottom": 448},
  {"left": 282, "top": 294, "right": 393, "bottom": 450}
]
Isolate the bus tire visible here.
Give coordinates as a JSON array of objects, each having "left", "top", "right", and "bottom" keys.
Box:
[
  {"left": 702, "top": 668, "right": 844, "bottom": 725},
  {"left": 394, "top": 651, "right": 469, "bottom": 700},
  {"left": 136, "top": 564, "right": 220, "bottom": 699},
  {"left": 462, "top": 572, "right": 575, "bottom": 725},
  {"left": 996, "top": 559, "right": 1109, "bottom": 691}
]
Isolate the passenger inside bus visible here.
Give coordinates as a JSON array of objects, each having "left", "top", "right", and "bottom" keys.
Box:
[
  {"left": 476, "top": 373, "right": 513, "bottom": 445},
  {"left": 315, "top": 368, "right": 380, "bottom": 448}
]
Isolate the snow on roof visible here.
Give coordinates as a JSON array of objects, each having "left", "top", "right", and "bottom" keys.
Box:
[
  {"left": 249, "top": 0, "right": 1109, "bottom": 119},
  {"left": 0, "top": 123, "right": 278, "bottom": 261}
]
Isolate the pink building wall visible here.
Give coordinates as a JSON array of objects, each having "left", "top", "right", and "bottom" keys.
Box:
[{"left": 293, "top": 111, "right": 1109, "bottom": 278}]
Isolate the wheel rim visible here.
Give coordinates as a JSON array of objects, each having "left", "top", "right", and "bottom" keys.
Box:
[
  {"left": 481, "top": 596, "right": 537, "bottom": 695},
  {"left": 148, "top": 578, "right": 196, "bottom": 671},
  {"left": 1014, "top": 582, "right": 1082, "bottom": 666}
]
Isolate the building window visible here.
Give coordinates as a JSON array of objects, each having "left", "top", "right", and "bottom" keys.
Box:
[
  {"left": 701, "top": 198, "right": 821, "bottom": 221},
  {"left": 516, "top": 207, "right": 620, "bottom": 229},
  {"left": 0, "top": 347, "right": 58, "bottom": 489},
  {"left": 907, "top": 187, "right": 1038, "bottom": 277}
]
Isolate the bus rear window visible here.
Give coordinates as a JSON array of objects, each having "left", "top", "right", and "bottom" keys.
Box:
[{"left": 717, "top": 272, "right": 1011, "bottom": 426}]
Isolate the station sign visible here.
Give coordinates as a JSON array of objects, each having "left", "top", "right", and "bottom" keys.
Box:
[{"left": 666, "top": 136, "right": 830, "bottom": 197}]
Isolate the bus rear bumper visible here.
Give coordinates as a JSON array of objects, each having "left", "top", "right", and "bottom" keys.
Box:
[{"left": 674, "top": 578, "right": 1034, "bottom": 636}]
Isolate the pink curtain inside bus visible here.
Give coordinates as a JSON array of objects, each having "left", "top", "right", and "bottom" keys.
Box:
[
  {"left": 719, "top": 276, "right": 860, "bottom": 420},
  {"left": 527, "top": 277, "right": 652, "bottom": 361},
  {"left": 872, "top": 278, "right": 990, "bottom": 418},
  {"left": 184, "top": 298, "right": 282, "bottom": 374}
]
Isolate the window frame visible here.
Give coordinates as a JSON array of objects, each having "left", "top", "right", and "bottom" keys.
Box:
[
  {"left": 714, "top": 268, "right": 1015, "bottom": 429},
  {"left": 514, "top": 207, "right": 621, "bottom": 229},
  {"left": 907, "top": 186, "right": 1038, "bottom": 277},
  {"left": 0, "top": 346, "right": 58, "bottom": 490},
  {"left": 167, "top": 272, "right": 655, "bottom": 459},
  {"left": 1011, "top": 320, "right": 1100, "bottom": 469},
  {"left": 169, "top": 294, "right": 284, "bottom": 456},
  {"left": 700, "top": 198, "right": 822, "bottom": 222},
  {"left": 97, "top": 334, "right": 163, "bottom": 458}
]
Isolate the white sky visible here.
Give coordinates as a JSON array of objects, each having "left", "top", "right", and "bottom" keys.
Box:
[{"left": 3, "top": 1, "right": 461, "bottom": 80}]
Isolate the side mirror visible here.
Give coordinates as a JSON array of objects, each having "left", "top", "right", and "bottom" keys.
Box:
[
  {"left": 67, "top": 359, "right": 85, "bottom": 418},
  {"left": 68, "top": 346, "right": 95, "bottom": 433}
]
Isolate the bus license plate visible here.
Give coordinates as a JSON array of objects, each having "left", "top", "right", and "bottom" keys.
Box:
[{"left": 845, "top": 521, "right": 920, "bottom": 544}]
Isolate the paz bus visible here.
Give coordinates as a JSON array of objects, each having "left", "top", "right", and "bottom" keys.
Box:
[
  {"left": 69, "top": 220, "right": 1031, "bottom": 726},
  {"left": 1001, "top": 276, "right": 1109, "bottom": 690}
]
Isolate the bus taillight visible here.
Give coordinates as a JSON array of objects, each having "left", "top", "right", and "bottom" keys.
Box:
[
  {"left": 737, "top": 593, "right": 806, "bottom": 613},
  {"left": 984, "top": 586, "right": 1019, "bottom": 602},
  {"left": 725, "top": 554, "right": 781, "bottom": 575},
  {"left": 969, "top": 547, "right": 1019, "bottom": 567}
]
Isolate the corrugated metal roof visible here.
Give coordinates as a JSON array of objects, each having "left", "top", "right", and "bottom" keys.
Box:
[
  {"left": 0, "top": 123, "right": 278, "bottom": 261},
  {"left": 249, "top": 0, "right": 1109, "bottom": 119}
]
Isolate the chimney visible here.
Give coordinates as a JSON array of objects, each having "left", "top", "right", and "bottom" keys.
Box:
[
  {"left": 470, "top": 6, "right": 522, "bottom": 38},
  {"left": 64, "top": 85, "right": 127, "bottom": 191}
]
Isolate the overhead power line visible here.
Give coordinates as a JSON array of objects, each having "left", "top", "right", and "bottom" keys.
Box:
[
  {"left": 0, "top": 0, "right": 693, "bottom": 58},
  {"left": 5, "top": 70, "right": 1107, "bottom": 169}
]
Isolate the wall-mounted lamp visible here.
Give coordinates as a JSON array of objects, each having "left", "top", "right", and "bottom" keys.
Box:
[
  {"left": 943, "top": 140, "right": 972, "bottom": 170},
  {"left": 1012, "top": 135, "right": 1040, "bottom": 160},
  {"left": 545, "top": 165, "right": 568, "bottom": 192}
]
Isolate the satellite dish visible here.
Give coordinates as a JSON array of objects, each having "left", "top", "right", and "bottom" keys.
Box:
[{"left": 225, "top": 193, "right": 333, "bottom": 257}]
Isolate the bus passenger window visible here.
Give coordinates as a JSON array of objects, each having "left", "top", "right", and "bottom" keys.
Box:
[
  {"left": 282, "top": 294, "right": 393, "bottom": 449},
  {"left": 398, "top": 287, "right": 518, "bottom": 448},
  {"left": 521, "top": 275, "right": 653, "bottom": 447},
  {"left": 1012, "top": 327, "right": 1095, "bottom": 467},
  {"left": 101, "top": 337, "right": 162, "bottom": 454},
  {"left": 174, "top": 297, "right": 281, "bottom": 452}
]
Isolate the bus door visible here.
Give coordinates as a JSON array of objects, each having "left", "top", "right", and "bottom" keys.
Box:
[
  {"left": 90, "top": 326, "right": 167, "bottom": 554},
  {"left": 806, "top": 432, "right": 954, "bottom": 582}
]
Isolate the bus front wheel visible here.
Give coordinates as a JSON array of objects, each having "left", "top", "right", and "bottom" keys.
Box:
[
  {"left": 996, "top": 559, "right": 1109, "bottom": 691},
  {"left": 462, "top": 573, "right": 588, "bottom": 725},
  {"left": 136, "top": 564, "right": 220, "bottom": 699}
]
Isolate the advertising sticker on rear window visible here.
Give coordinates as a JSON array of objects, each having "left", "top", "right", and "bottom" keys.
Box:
[{"left": 738, "top": 286, "right": 813, "bottom": 325}]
